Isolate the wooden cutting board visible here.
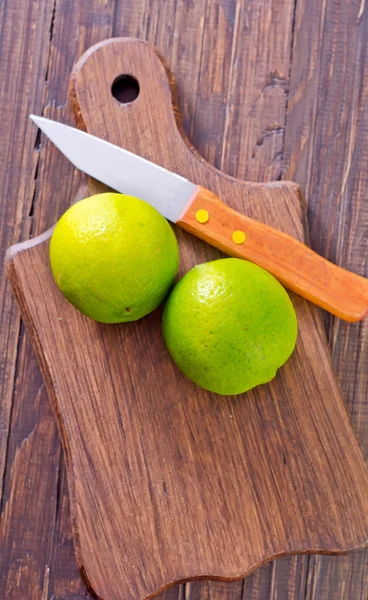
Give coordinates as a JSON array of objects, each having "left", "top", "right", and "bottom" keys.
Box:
[{"left": 6, "top": 38, "right": 368, "bottom": 600}]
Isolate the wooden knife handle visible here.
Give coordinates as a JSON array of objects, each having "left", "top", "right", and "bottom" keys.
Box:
[{"left": 177, "top": 186, "right": 368, "bottom": 322}]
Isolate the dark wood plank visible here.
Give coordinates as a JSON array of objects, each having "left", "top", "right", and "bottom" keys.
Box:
[
  {"left": 305, "top": 551, "right": 368, "bottom": 600},
  {"left": 32, "top": 0, "right": 117, "bottom": 234},
  {"left": 218, "top": 0, "right": 296, "bottom": 182},
  {"left": 113, "top": 0, "right": 148, "bottom": 39},
  {"left": 286, "top": 0, "right": 368, "bottom": 452},
  {"left": 185, "top": 0, "right": 238, "bottom": 169},
  {"left": 186, "top": 580, "right": 243, "bottom": 599},
  {"left": 155, "top": 0, "right": 212, "bottom": 137},
  {"left": 0, "top": 325, "right": 61, "bottom": 599},
  {"left": 242, "top": 556, "right": 309, "bottom": 599},
  {"left": 284, "top": 0, "right": 368, "bottom": 597},
  {"left": 47, "top": 454, "right": 93, "bottom": 599},
  {"left": 0, "top": 0, "right": 60, "bottom": 596},
  {"left": 0, "top": 0, "right": 55, "bottom": 507}
]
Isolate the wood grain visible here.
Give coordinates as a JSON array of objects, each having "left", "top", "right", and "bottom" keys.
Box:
[
  {"left": 0, "top": 326, "right": 61, "bottom": 600},
  {"left": 0, "top": 0, "right": 55, "bottom": 509},
  {"left": 284, "top": 0, "right": 368, "bottom": 596},
  {"left": 0, "top": 0, "right": 63, "bottom": 597},
  {"left": 242, "top": 555, "right": 309, "bottom": 599},
  {"left": 6, "top": 38, "right": 368, "bottom": 600},
  {"left": 217, "top": 0, "right": 296, "bottom": 182}
]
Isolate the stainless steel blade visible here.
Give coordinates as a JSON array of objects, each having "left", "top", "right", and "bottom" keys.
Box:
[{"left": 30, "top": 115, "right": 196, "bottom": 222}]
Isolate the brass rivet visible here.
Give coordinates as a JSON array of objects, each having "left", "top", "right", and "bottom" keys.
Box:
[
  {"left": 195, "top": 209, "right": 209, "bottom": 224},
  {"left": 232, "top": 230, "right": 246, "bottom": 244}
]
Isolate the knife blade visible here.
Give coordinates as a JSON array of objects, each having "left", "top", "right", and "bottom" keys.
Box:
[{"left": 30, "top": 115, "right": 368, "bottom": 322}]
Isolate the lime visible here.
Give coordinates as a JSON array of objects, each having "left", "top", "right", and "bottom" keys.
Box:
[
  {"left": 162, "top": 258, "right": 297, "bottom": 395},
  {"left": 50, "top": 193, "right": 179, "bottom": 323}
]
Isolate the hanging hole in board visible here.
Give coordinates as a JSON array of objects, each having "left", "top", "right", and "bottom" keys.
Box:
[{"left": 111, "top": 75, "right": 140, "bottom": 104}]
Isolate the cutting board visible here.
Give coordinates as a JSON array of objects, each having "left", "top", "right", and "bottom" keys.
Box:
[{"left": 6, "top": 38, "right": 368, "bottom": 600}]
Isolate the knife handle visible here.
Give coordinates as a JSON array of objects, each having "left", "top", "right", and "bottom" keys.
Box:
[{"left": 177, "top": 186, "right": 368, "bottom": 322}]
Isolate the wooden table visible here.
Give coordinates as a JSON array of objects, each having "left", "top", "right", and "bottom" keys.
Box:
[{"left": 0, "top": 1, "right": 367, "bottom": 598}]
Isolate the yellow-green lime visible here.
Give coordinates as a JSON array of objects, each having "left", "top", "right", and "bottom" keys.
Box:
[
  {"left": 163, "top": 258, "right": 297, "bottom": 395},
  {"left": 50, "top": 193, "right": 179, "bottom": 323}
]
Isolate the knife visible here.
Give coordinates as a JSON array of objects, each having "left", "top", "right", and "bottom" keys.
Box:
[{"left": 30, "top": 115, "right": 368, "bottom": 322}]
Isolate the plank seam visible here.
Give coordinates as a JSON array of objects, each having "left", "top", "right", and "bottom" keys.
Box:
[
  {"left": 281, "top": 0, "right": 299, "bottom": 181},
  {"left": 0, "top": 322, "right": 24, "bottom": 513}
]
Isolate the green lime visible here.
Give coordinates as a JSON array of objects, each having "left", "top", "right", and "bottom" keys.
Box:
[
  {"left": 162, "top": 258, "right": 297, "bottom": 395},
  {"left": 50, "top": 193, "right": 179, "bottom": 323}
]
